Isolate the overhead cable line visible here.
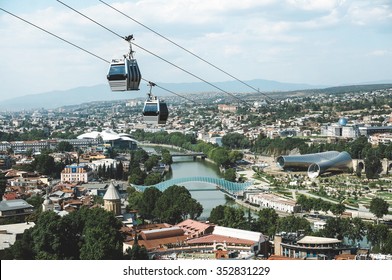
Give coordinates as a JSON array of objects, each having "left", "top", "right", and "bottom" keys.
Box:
[
  {"left": 0, "top": 7, "right": 198, "bottom": 105},
  {"left": 98, "top": 0, "right": 274, "bottom": 102},
  {"left": 57, "top": 0, "right": 251, "bottom": 106},
  {"left": 0, "top": 7, "right": 109, "bottom": 64}
]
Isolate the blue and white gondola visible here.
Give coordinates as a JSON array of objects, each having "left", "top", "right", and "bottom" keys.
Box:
[
  {"left": 107, "top": 35, "right": 141, "bottom": 91},
  {"left": 142, "top": 96, "right": 169, "bottom": 125},
  {"left": 107, "top": 58, "right": 141, "bottom": 91}
]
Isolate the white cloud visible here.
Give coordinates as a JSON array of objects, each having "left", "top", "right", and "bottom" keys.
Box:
[
  {"left": 369, "top": 49, "right": 390, "bottom": 56},
  {"left": 0, "top": 0, "right": 391, "bottom": 100},
  {"left": 286, "top": 0, "right": 346, "bottom": 11},
  {"left": 348, "top": 2, "right": 392, "bottom": 26}
]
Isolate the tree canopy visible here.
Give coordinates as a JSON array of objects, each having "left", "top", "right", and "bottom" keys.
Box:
[
  {"left": 56, "top": 141, "right": 74, "bottom": 152},
  {"left": 0, "top": 173, "right": 6, "bottom": 202},
  {"left": 154, "top": 185, "right": 203, "bottom": 224},
  {"left": 364, "top": 155, "right": 383, "bottom": 179},
  {"left": 127, "top": 185, "right": 203, "bottom": 225},
  {"left": 222, "top": 132, "right": 250, "bottom": 149},
  {"left": 4, "top": 207, "right": 124, "bottom": 260},
  {"left": 369, "top": 197, "right": 389, "bottom": 222}
]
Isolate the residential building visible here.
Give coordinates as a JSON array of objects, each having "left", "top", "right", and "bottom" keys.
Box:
[
  {"left": 246, "top": 193, "right": 299, "bottom": 213},
  {"left": 123, "top": 219, "right": 268, "bottom": 259},
  {"left": 0, "top": 199, "right": 34, "bottom": 219},
  {"left": 60, "top": 165, "right": 89, "bottom": 183},
  {"left": 0, "top": 222, "right": 35, "bottom": 253},
  {"left": 274, "top": 232, "right": 354, "bottom": 260},
  {"left": 0, "top": 155, "right": 12, "bottom": 169},
  {"left": 218, "top": 104, "right": 237, "bottom": 112}
]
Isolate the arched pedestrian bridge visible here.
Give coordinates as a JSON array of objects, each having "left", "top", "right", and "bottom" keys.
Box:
[{"left": 133, "top": 176, "right": 252, "bottom": 196}]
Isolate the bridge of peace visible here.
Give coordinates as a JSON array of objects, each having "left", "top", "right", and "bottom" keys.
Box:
[{"left": 133, "top": 176, "right": 252, "bottom": 197}]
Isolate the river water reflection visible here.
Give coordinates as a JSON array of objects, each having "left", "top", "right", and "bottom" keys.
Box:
[{"left": 142, "top": 146, "right": 234, "bottom": 220}]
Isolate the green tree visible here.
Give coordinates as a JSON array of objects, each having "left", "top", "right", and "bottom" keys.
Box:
[
  {"left": 124, "top": 244, "right": 149, "bottom": 260},
  {"left": 222, "top": 132, "right": 250, "bottom": 149},
  {"left": 330, "top": 203, "right": 346, "bottom": 217},
  {"left": 160, "top": 149, "right": 173, "bottom": 165},
  {"left": 381, "top": 232, "right": 392, "bottom": 254},
  {"left": 131, "top": 149, "right": 149, "bottom": 164},
  {"left": 254, "top": 208, "right": 279, "bottom": 237},
  {"left": 139, "top": 187, "right": 162, "bottom": 220},
  {"left": 26, "top": 195, "right": 44, "bottom": 209},
  {"left": 144, "top": 173, "right": 162, "bottom": 186},
  {"left": 154, "top": 185, "right": 203, "bottom": 224},
  {"left": 296, "top": 195, "right": 312, "bottom": 212},
  {"left": 32, "top": 154, "right": 56, "bottom": 176},
  {"left": 366, "top": 223, "right": 389, "bottom": 252},
  {"left": 364, "top": 154, "right": 382, "bottom": 179},
  {"left": 222, "top": 206, "right": 246, "bottom": 229},
  {"left": 56, "top": 141, "right": 74, "bottom": 152},
  {"left": 116, "top": 161, "right": 124, "bottom": 180},
  {"left": 208, "top": 147, "right": 230, "bottom": 167},
  {"left": 223, "top": 168, "right": 236, "bottom": 182},
  {"left": 31, "top": 211, "right": 67, "bottom": 259},
  {"left": 128, "top": 164, "right": 146, "bottom": 185},
  {"left": 144, "top": 155, "right": 160, "bottom": 172},
  {"left": 276, "top": 215, "right": 312, "bottom": 235},
  {"left": 320, "top": 217, "right": 350, "bottom": 240},
  {"left": 25, "top": 148, "right": 34, "bottom": 158},
  {"left": 185, "top": 196, "right": 203, "bottom": 220},
  {"left": 127, "top": 191, "right": 143, "bottom": 211},
  {"left": 346, "top": 217, "right": 366, "bottom": 246},
  {"left": 4, "top": 227, "right": 35, "bottom": 259},
  {"left": 79, "top": 208, "right": 123, "bottom": 260},
  {"left": 228, "top": 150, "right": 244, "bottom": 164},
  {"left": 208, "top": 205, "right": 225, "bottom": 225},
  {"left": 0, "top": 173, "right": 6, "bottom": 202},
  {"left": 7, "top": 207, "right": 124, "bottom": 260},
  {"left": 350, "top": 136, "right": 371, "bottom": 159},
  {"left": 369, "top": 197, "right": 389, "bottom": 223}
]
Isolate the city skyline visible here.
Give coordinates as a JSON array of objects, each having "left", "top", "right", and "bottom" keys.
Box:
[{"left": 0, "top": 0, "right": 391, "bottom": 101}]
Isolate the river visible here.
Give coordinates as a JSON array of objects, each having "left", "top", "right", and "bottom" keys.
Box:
[{"left": 141, "top": 145, "right": 235, "bottom": 220}]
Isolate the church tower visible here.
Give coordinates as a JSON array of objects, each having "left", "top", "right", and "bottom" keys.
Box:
[
  {"left": 42, "top": 186, "right": 54, "bottom": 212},
  {"left": 103, "top": 182, "right": 121, "bottom": 216}
]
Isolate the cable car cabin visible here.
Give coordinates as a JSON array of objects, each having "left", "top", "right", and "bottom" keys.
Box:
[
  {"left": 127, "top": 59, "right": 141, "bottom": 90},
  {"left": 107, "top": 58, "right": 141, "bottom": 91},
  {"left": 142, "top": 98, "right": 169, "bottom": 125},
  {"left": 158, "top": 101, "right": 169, "bottom": 124}
]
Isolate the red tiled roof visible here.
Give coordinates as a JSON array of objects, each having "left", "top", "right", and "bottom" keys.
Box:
[
  {"left": 176, "top": 219, "right": 213, "bottom": 236},
  {"left": 3, "top": 192, "right": 18, "bottom": 200},
  {"left": 335, "top": 254, "right": 356, "bottom": 260},
  {"left": 268, "top": 255, "right": 300, "bottom": 260},
  {"left": 130, "top": 235, "right": 188, "bottom": 251},
  {"left": 186, "top": 234, "right": 255, "bottom": 246}
]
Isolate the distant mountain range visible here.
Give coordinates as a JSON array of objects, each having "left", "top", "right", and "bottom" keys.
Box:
[{"left": 0, "top": 79, "right": 391, "bottom": 111}]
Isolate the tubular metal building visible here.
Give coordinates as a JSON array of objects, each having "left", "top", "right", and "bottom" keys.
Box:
[{"left": 276, "top": 151, "right": 352, "bottom": 178}]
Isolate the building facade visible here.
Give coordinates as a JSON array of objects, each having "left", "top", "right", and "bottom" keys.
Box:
[
  {"left": 274, "top": 233, "right": 352, "bottom": 260},
  {"left": 0, "top": 199, "right": 34, "bottom": 219},
  {"left": 246, "top": 193, "right": 299, "bottom": 213},
  {"left": 61, "top": 165, "right": 88, "bottom": 183}
]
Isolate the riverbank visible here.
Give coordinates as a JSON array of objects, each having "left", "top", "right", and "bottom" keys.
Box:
[{"left": 140, "top": 142, "right": 219, "bottom": 167}]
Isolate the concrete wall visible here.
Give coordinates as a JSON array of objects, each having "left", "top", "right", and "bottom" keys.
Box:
[{"left": 352, "top": 158, "right": 392, "bottom": 175}]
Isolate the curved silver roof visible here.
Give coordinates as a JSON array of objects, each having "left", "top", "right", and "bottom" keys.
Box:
[
  {"left": 276, "top": 151, "right": 352, "bottom": 178},
  {"left": 308, "top": 151, "right": 352, "bottom": 178}
]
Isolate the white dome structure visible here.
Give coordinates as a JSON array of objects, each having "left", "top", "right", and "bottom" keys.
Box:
[
  {"left": 42, "top": 197, "right": 54, "bottom": 212},
  {"left": 77, "top": 129, "right": 138, "bottom": 150}
]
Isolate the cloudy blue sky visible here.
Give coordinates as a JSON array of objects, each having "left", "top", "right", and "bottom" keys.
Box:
[{"left": 0, "top": 0, "right": 391, "bottom": 101}]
